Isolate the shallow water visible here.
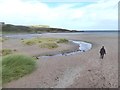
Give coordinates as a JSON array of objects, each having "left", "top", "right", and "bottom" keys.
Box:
[
  {"left": 39, "top": 40, "right": 92, "bottom": 58},
  {"left": 72, "top": 40, "right": 92, "bottom": 52},
  {"left": 3, "top": 34, "right": 42, "bottom": 39},
  {"left": 2, "top": 31, "right": 118, "bottom": 38}
]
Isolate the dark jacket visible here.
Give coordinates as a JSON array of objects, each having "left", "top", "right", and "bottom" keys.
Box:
[{"left": 100, "top": 48, "right": 106, "bottom": 55}]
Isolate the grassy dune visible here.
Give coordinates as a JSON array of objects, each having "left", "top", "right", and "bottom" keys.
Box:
[
  {"left": 57, "top": 39, "right": 69, "bottom": 43},
  {"left": 22, "top": 38, "right": 68, "bottom": 49},
  {"left": 2, "top": 54, "right": 36, "bottom": 84},
  {"left": 40, "top": 43, "right": 58, "bottom": 49}
]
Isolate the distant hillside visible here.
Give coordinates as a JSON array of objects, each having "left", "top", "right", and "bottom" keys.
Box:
[
  {"left": 2, "top": 24, "right": 79, "bottom": 34},
  {"left": 30, "top": 25, "right": 50, "bottom": 28}
]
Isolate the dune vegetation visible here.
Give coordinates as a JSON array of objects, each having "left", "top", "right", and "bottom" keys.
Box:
[
  {"left": 22, "top": 38, "right": 69, "bottom": 49},
  {"left": 2, "top": 54, "right": 36, "bottom": 84},
  {"left": 0, "top": 37, "right": 8, "bottom": 42},
  {"left": 40, "top": 42, "right": 58, "bottom": 49},
  {"left": 57, "top": 38, "right": 69, "bottom": 43},
  {"left": 2, "top": 49, "right": 13, "bottom": 56},
  {"left": 1, "top": 37, "right": 69, "bottom": 84}
]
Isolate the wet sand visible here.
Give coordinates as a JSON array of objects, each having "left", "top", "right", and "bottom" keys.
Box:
[{"left": 3, "top": 33, "right": 118, "bottom": 88}]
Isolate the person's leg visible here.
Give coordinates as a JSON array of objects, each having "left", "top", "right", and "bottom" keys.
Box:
[
  {"left": 101, "top": 55, "right": 103, "bottom": 59},
  {"left": 100, "top": 54, "right": 102, "bottom": 59},
  {"left": 101, "top": 54, "right": 104, "bottom": 59}
]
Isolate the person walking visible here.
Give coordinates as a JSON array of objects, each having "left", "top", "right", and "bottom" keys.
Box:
[{"left": 100, "top": 46, "right": 106, "bottom": 59}]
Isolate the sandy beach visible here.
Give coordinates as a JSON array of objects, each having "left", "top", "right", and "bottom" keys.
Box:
[{"left": 3, "top": 33, "right": 118, "bottom": 88}]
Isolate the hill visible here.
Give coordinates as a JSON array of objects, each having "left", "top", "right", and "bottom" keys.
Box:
[{"left": 2, "top": 24, "right": 79, "bottom": 34}]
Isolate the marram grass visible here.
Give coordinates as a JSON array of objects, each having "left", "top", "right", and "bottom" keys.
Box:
[
  {"left": 2, "top": 49, "right": 12, "bottom": 56},
  {"left": 22, "top": 38, "right": 57, "bottom": 45},
  {"left": 2, "top": 54, "right": 36, "bottom": 84},
  {"left": 22, "top": 38, "right": 68, "bottom": 49},
  {"left": 40, "top": 42, "right": 58, "bottom": 49},
  {"left": 57, "top": 38, "right": 69, "bottom": 43}
]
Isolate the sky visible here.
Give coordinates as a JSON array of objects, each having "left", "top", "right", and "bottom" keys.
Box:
[{"left": 0, "top": 0, "right": 119, "bottom": 31}]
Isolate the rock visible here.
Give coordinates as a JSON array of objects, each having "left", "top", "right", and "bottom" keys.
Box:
[
  {"left": 88, "top": 70, "right": 91, "bottom": 72},
  {"left": 55, "top": 77, "right": 59, "bottom": 81}
]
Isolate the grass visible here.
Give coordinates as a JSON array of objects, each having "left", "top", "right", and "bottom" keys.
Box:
[
  {"left": 57, "top": 39, "right": 69, "bottom": 43},
  {"left": 40, "top": 43, "right": 58, "bottom": 49},
  {"left": 0, "top": 37, "right": 3, "bottom": 42},
  {"left": 0, "top": 37, "right": 8, "bottom": 42},
  {"left": 2, "top": 54, "right": 36, "bottom": 84},
  {"left": 2, "top": 24, "right": 72, "bottom": 34},
  {"left": 22, "top": 38, "right": 68, "bottom": 49},
  {"left": 2, "top": 49, "right": 12, "bottom": 56},
  {"left": 22, "top": 38, "right": 57, "bottom": 45},
  {"left": 22, "top": 39, "right": 36, "bottom": 45}
]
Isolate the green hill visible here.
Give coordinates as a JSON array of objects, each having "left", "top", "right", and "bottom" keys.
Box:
[{"left": 2, "top": 24, "right": 79, "bottom": 34}]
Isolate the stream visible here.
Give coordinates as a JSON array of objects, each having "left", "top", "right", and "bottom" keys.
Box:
[{"left": 39, "top": 40, "right": 92, "bottom": 58}]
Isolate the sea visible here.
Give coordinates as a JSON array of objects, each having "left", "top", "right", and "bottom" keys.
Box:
[
  {"left": 2, "top": 31, "right": 119, "bottom": 39},
  {"left": 45, "top": 31, "right": 119, "bottom": 36}
]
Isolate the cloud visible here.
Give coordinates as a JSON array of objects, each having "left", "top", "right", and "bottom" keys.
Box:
[
  {"left": 36, "top": 0, "right": 99, "bottom": 2},
  {"left": 72, "top": 0, "right": 118, "bottom": 30},
  {"left": 0, "top": 0, "right": 119, "bottom": 30}
]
